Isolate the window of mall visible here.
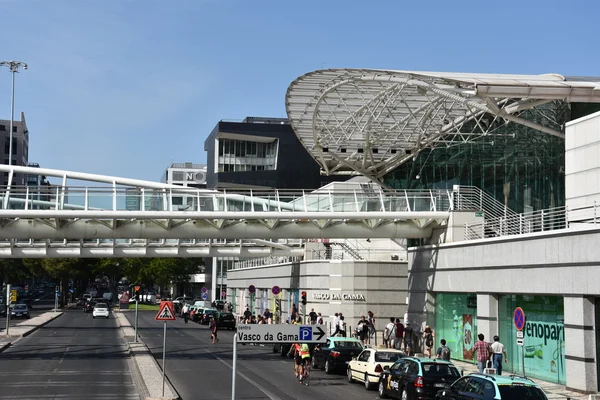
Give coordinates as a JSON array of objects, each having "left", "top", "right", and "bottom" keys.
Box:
[
  {"left": 435, "top": 293, "right": 478, "bottom": 362},
  {"left": 499, "top": 295, "right": 565, "bottom": 384}
]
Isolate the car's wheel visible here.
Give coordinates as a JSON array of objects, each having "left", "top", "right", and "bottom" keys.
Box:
[
  {"left": 364, "top": 373, "right": 372, "bottom": 390},
  {"left": 325, "top": 359, "right": 333, "bottom": 374},
  {"left": 401, "top": 388, "right": 408, "bottom": 400},
  {"left": 93, "top": 316, "right": 95, "bottom": 319},
  {"left": 347, "top": 368, "right": 354, "bottom": 383},
  {"left": 272, "top": 345, "right": 278, "bottom": 354},
  {"left": 311, "top": 357, "right": 319, "bottom": 369},
  {"left": 106, "top": 316, "right": 109, "bottom": 319},
  {"left": 378, "top": 380, "right": 387, "bottom": 398}
]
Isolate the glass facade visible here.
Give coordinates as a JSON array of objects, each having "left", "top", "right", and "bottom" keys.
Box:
[
  {"left": 217, "top": 138, "right": 278, "bottom": 172},
  {"left": 435, "top": 293, "right": 478, "bottom": 361},
  {"left": 498, "top": 295, "right": 565, "bottom": 384},
  {"left": 384, "top": 102, "right": 571, "bottom": 213}
]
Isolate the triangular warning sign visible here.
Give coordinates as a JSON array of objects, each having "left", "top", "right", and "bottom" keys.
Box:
[{"left": 155, "top": 301, "right": 176, "bottom": 321}]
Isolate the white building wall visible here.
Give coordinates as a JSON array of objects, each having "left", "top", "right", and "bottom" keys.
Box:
[{"left": 566, "top": 110, "right": 600, "bottom": 208}]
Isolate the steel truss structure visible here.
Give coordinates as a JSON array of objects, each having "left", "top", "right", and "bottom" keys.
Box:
[
  {"left": 286, "top": 69, "right": 600, "bottom": 181},
  {"left": 0, "top": 165, "right": 453, "bottom": 256}
]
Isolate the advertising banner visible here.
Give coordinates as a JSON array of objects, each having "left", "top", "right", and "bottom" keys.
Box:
[{"left": 523, "top": 320, "right": 565, "bottom": 380}]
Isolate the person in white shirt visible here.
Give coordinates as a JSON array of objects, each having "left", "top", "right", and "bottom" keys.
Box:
[
  {"left": 490, "top": 335, "right": 508, "bottom": 375},
  {"left": 332, "top": 313, "right": 340, "bottom": 335},
  {"left": 182, "top": 303, "right": 190, "bottom": 323},
  {"left": 384, "top": 317, "right": 396, "bottom": 348}
]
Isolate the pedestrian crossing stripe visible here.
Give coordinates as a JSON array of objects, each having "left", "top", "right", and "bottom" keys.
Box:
[{"left": 155, "top": 301, "right": 176, "bottom": 321}]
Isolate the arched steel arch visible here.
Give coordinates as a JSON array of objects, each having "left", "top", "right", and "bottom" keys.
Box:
[{"left": 286, "top": 69, "right": 600, "bottom": 181}]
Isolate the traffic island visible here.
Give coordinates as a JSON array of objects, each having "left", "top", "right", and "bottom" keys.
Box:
[
  {"left": 0, "top": 311, "right": 64, "bottom": 339},
  {"left": 116, "top": 312, "right": 179, "bottom": 400}
]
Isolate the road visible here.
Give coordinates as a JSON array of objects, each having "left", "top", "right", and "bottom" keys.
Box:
[
  {"left": 0, "top": 309, "right": 140, "bottom": 400},
  {"left": 128, "top": 311, "right": 376, "bottom": 400}
]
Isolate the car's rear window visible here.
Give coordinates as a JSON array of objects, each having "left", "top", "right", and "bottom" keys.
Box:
[
  {"left": 95, "top": 303, "right": 107, "bottom": 309},
  {"left": 421, "top": 363, "right": 460, "bottom": 378},
  {"left": 374, "top": 352, "right": 403, "bottom": 362},
  {"left": 498, "top": 385, "right": 547, "bottom": 399},
  {"left": 334, "top": 341, "right": 363, "bottom": 349}
]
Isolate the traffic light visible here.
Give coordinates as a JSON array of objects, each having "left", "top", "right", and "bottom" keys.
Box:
[{"left": 301, "top": 291, "right": 307, "bottom": 305}]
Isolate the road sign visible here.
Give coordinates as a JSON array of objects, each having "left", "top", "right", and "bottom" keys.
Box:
[
  {"left": 248, "top": 285, "right": 256, "bottom": 294},
  {"left": 201, "top": 287, "right": 208, "bottom": 293},
  {"left": 10, "top": 290, "right": 16, "bottom": 303},
  {"left": 514, "top": 307, "right": 526, "bottom": 330},
  {"left": 236, "top": 324, "right": 327, "bottom": 344},
  {"left": 134, "top": 285, "right": 141, "bottom": 292},
  {"left": 155, "top": 301, "right": 176, "bottom": 321},
  {"left": 271, "top": 285, "right": 281, "bottom": 295},
  {"left": 201, "top": 293, "right": 208, "bottom": 300},
  {"left": 516, "top": 330, "right": 524, "bottom": 339},
  {"left": 517, "top": 338, "right": 524, "bottom": 346}
]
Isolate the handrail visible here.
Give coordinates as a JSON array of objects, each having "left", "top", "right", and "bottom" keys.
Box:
[{"left": 464, "top": 201, "right": 600, "bottom": 241}]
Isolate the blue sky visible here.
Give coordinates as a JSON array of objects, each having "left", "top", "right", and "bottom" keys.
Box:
[{"left": 1, "top": 0, "right": 598, "bottom": 182}]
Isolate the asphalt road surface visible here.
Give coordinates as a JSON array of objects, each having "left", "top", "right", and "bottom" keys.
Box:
[
  {"left": 0, "top": 309, "right": 140, "bottom": 400},
  {"left": 128, "top": 311, "right": 377, "bottom": 400}
]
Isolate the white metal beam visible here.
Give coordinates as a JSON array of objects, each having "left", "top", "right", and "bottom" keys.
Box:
[
  {"left": 0, "top": 218, "right": 438, "bottom": 240},
  {"left": 0, "top": 245, "right": 305, "bottom": 258}
]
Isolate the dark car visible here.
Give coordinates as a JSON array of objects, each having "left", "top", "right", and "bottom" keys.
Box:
[
  {"left": 378, "top": 357, "right": 460, "bottom": 399},
  {"left": 83, "top": 301, "right": 96, "bottom": 313},
  {"left": 312, "top": 337, "right": 364, "bottom": 374},
  {"left": 435, "top": 373, "right": 549, "bottom": 400},
  {"left": 217, "top": 312, "right": 236, "bottom": 330},
  {"left": 11, "top": 304, "right": 30, "bottom": 319},
  {"left": 201, "top": 309, "right": 218, "bottom": 325}
]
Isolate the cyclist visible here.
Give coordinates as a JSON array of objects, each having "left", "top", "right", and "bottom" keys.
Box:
[
  {"left": 299, "top": 343, "right": 311, "bottom": 381},
  {"left": 290, "top": 343, "right": 302, "bottom": 379}
]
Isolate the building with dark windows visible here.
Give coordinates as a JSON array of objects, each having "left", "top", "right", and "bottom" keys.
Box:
[
  {"left": 204, "top": 117, "right": 345, "bottom": 189},
  {"left": 0, "top": 112, "right": 29, "bottom": 186}
]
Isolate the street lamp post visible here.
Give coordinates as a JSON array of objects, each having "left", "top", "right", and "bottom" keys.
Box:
[{"left": 0, "top": 61, "right": 28, "bottom": 168}]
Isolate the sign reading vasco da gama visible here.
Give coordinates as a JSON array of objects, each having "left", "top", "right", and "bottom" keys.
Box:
[{"left": 312, "top": 292, "right": 366, "bottom": 301}]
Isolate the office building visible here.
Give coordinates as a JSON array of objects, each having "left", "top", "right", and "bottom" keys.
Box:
[{"left": 0, "top": 112, "right": 29, "bottom": 186}]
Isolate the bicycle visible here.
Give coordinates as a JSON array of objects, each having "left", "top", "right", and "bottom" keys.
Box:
[{"left": 300, "top": 359, "right": 311, "bottom": 386}]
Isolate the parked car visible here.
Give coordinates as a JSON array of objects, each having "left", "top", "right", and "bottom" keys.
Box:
[
  {"left": 435, "top": 373, "right": 549, "bottom": 400},
  {"left": 201, "top": 308, "right": 218, "bottom": 325},
  {"left": 92, "top": 302, "right": 110, "bottom": 319},
  {"left": 11, "top": 304, "right": 30, "bottom": 319},
  {"left": 312, "top": 337, "right": 364, "bottom": 374},
  {"left": 378, "top": 357, "right": 460, "bottom": 399},
  {"left": 217, "top": 312, "right": 236, "bottom": 330},
  {"left": 348, "top": 348, "right": 405, "bottom": 390}
]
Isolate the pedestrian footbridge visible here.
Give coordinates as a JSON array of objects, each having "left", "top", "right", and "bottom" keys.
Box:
[{"left": 0, "top": 165, "right": 458, "bottom": 257}]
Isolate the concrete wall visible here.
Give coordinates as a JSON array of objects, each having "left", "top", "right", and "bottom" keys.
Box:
[
  {"left": 227, "top": 259, "right": 408, "bottom": 334},
  {"left": 408, "top": 227, "right": 600, "bottom": 392},
  {"left": 566, "top": 110, "right": 600, "bottom": 208}
]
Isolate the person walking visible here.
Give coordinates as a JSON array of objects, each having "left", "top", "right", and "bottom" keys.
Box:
[
  {"left": 491, "top": 335, "right": 508, "bottom": 374},
  {"left": 384, "top": 317, "right": 395, "bottom": 348},
  {"left": 404, "top": 323, "right": 414, "bottom": 356},
  {"left": 423, "top": 325, "right": 434, "bottom": 358},
  {"left": 367, "top": 311, "right": 376, "bottom": 345},
  {"left": 394, "top": 318, "right": 405, "bottom": 351},
  {"left": 210, "top": 316, "right": 219, "bottom": 344},
  {"left": 474, "top": 334, "right": 492, "bottom": 373},
  {"left": 436, "top": 339, "right": 451, "bottom": 361}
]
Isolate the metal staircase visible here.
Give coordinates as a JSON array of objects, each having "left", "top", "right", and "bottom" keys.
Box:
[{"left": 329, "top": 241, "right": 364, "bottom": 260}]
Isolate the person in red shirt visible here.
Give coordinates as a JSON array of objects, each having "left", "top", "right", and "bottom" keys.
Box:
[{"left": 473, "top": 333, "right": 492, "bottom": 373}]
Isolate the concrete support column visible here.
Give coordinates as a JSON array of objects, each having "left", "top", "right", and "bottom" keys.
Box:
[
  {"left": 476, "top": 293, "right": 498, "bottom": 342},
  {"left": 564, "top": 296, "right": 596, "bottom": 393}
]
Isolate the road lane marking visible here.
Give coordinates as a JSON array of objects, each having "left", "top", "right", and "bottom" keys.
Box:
[
  {"left": 201, "top": 348, "right": 282, "bottom": 400},
  {"left": 59, "top": 346, "right": 70, "bottom": 364}
]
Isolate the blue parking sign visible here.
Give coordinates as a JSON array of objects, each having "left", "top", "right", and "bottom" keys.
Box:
[{"left": 299, "top": 326, "right": 312, "bottom": 341}]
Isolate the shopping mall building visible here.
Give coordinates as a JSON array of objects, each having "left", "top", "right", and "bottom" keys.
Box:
[{"left": 227, "top": 69, "right": 600, "bottom": 393}]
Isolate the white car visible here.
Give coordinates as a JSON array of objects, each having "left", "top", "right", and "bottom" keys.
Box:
[
  {"left": 92, "top": 302, "right": 110, "bottom": 319},
  {"left": 347, "top": 348, "right": 405, "bottom": 390}
]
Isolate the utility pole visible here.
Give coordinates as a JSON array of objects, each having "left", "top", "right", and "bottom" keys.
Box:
[{"left": 0, "top": 61, "right": 28, "bottom": 169}]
